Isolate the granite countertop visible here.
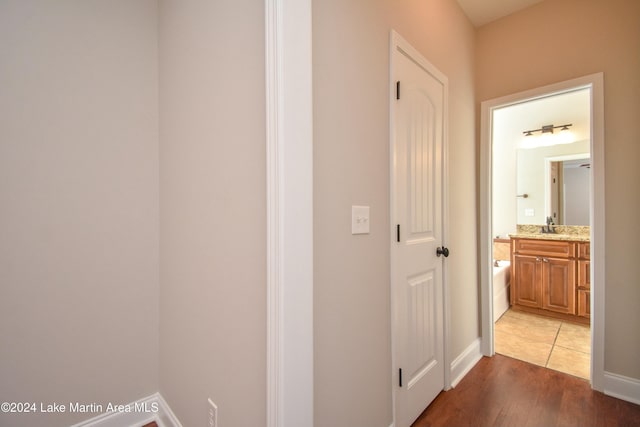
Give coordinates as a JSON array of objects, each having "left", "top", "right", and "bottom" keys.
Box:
[{"left": 508, "top": 224, "right": 590, "bottom": 242}]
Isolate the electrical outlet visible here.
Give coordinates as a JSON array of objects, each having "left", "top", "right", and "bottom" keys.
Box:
[{"left": 208, "top": 398, "right": 218, "bottom": 427}]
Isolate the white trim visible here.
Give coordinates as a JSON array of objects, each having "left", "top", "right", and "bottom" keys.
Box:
[
  {"left": 266, "top": 0, "right": 314, "bottom": 426},
  {"left": 449, "top": 338, "right": 483, "bottom": 388},
  {"left": 441, "top": 44, "right": 452, "bottom": 394},
  {"left": 604, "top": 372, "right": 640, "bottom": 406},
  {"left": 479, "top": 100, "right": 494, "bottom": 357},
  {"left": 265, "top": 1, "right": 283, "bottom": 425},
  {"left": 153, "top": 394, "right": 182, "bottom": 427},
  {"left": 389, "top": 32, "right": 398, "bottom": 426},
  {"left": 479, "top": 73, "right": 605, "bottom": 391},
  {"left": 389, "top": 29, "right": 451, "bottom": 425},
  {"left": 70, "top": 393, "right": 182, "bottom": 427},
  {"left": 589, "top": 73, "right": 605, "bottom": 392}
]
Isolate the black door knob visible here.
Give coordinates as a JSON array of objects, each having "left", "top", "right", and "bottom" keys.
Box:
[{"left": 436, "top": 246, "right": 450, "bottom": 257}]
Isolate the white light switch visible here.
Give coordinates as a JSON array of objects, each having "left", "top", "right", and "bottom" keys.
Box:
[
  {"left": 351, "top": 205, "right": 370, "bottom": 235},
  {"left": 524, "top": 208, "right": 535, "bottom": 217}
]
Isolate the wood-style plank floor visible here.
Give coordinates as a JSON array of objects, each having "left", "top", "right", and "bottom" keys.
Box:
[{"left": 412, "top": 354, "right": 640, "bottom": 427}]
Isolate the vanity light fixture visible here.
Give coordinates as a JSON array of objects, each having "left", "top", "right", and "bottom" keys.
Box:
[
  {"left": 519, "top": 123, "right": 575, "bottom": 149},
  {"left": 522, "top": 123, "right": 573, "bottom": 136}
]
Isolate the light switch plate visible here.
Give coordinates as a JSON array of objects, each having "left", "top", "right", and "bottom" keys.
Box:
[
  {"left": 352, "top": 205, "right": 370, "bottom": 234},
  {"left": 524, "top": 208, "right": 535, "bottom": 217}
]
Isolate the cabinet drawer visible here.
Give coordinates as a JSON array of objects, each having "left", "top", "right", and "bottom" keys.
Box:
[
  {"left": 579, "top": 242, "right": 590, "bottom": 260},
  {"left": 512, "top": 239, "right": 575, "bottom": 258}
]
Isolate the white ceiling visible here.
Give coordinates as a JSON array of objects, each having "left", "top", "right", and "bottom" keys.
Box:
[{"left": 456, "top": 0, "right": 544, "bottom": 27}]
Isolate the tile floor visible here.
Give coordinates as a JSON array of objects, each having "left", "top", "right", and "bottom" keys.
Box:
[{"left": 494, "top": 309, "right": 590, "bottom": 380}]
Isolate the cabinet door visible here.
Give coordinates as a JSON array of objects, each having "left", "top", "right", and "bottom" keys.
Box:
[
  {"left": 578, "top": 260, "right": 590, "bottom": 290},
  {"left": 542, "top": 258, "right": 576, "bottom": 314},
  {"left": 578, "top": 290, "right": 590, "bottom": 318},
  {"left": 513, "top": 254, "right": 542, "bottom": 308},
  {"left": 577, "top": 259, "right": 590, "bottom": 318}
]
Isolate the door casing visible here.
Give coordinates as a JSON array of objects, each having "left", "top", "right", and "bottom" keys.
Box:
[{"left": 479, "top": 73, "right": 605, "bottom": 391}]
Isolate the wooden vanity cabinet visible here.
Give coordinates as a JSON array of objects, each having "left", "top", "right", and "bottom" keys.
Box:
[
  {"left": 577, "top": 243, "right": 591, "bottom": 319},
  {"left": 511, "top": 238, "right": 577, "bottom": 317}
]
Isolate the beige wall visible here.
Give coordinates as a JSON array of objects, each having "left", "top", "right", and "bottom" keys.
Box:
[
  {"left": 313, "top": 0, "right": 477, "bottom": 425},
  {"left": 158, "top": 1, "right": 267, "bottom": 426},
  {"left": 0, "top": 1, "right": 159, "bottom": 426},
  {"left": 476, "top": 0, "right": 640, "bottom": 379},
  {"left": 8, "top": 1, "right": 636, "bottom": 426}
]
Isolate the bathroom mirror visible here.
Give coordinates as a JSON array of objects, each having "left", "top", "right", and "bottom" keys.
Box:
[{"left": 516, "top": 142, "right": 590, "bottom": 225}]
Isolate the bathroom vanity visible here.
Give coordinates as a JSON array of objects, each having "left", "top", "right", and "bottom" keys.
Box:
[{"left": 509, "top": 226, "right": 590, "bottom": 324}]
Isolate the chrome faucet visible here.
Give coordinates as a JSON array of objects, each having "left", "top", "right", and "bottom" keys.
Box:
[{"left": 541, "top": 216, "right": 556, "bottom": 234}]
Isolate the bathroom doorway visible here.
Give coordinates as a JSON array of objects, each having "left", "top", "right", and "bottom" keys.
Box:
[{"left": 479, "top": 74, "right": 605, "bottom": 390}]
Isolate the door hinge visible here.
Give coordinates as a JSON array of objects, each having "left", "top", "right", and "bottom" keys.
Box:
[
  {"left": 396, "top": 224, "right": 400, "bottom": 242},
  {"left": 399, "top": 368, "right": 403, "bottom": 387},
  {"left": 396, "top": 81, "right": 401, "bottom": 100}
]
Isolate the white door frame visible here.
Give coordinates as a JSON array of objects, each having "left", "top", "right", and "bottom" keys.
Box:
[
  {"left": 390, "top": 30, "right": 451, "bottom": 425},
  {"left": 479, "top": 73, "right": 605, "bottom": 391},
  {"left": 265, "top": 0, "right": 314, "bottom": 426}
]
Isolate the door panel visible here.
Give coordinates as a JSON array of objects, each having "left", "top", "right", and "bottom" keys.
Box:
[
  {"left": 406, "top": 271, "right": 437, "bottom": 386},
  {"left": 407, "top": 89, "right": 436, "bottom": 239}
]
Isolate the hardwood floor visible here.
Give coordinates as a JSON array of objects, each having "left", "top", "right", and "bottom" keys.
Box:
[{"left": 411, "top": 354, "right": 640, "bottom": 427}]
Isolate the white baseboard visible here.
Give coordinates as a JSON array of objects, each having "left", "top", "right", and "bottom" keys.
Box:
[
  {"left": 71, "top": 392, "right": 182, "bottom": 427},
  {"left": 604, "top": 371, "right": 640, "bottom": 406},
  {"left": 449, "top": 337, "right": 483, "bottom": 388}
]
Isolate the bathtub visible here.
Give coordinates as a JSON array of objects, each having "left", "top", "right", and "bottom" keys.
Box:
[{"left": 493, "top": 260, "right": 511, "bottom": 322}]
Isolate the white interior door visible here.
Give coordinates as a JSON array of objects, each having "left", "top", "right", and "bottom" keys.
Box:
[{"left": 391, "top": 33, "right": 447, "bottom": 427}]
